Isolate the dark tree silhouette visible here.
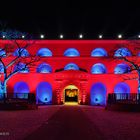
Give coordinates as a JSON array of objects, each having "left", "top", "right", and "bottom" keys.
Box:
[
  {"left": 0, "top": 31, "right": 38, "bottom": 99},
  {"left": 113, "top": 41, "right": 140, "bottom": 93}
]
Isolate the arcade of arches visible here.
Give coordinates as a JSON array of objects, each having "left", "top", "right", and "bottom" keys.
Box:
[{"left": 0, "top": 40, "right": 139, "bottom": 106}]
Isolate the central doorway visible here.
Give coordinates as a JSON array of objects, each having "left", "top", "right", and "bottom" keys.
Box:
[{"left": 64, "top": 85, "right": 79, "bottom": 105}]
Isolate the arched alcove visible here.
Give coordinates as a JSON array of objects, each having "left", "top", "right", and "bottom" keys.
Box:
[
  {"left": 114, "top": 82, "right": 130, "bottom": 99},
  {"left": 91, "top": 63, "right": 107, "bottom": 74},
  {"left": 114, "top": 63, "right": 130, "bottom": 74},
  {"left": 91, "top": 48, "right": 107, "bottom": 57},
  {"left": 64, "top": 63, "right": 79, "bottom": 70},
  {"left": 0, "top": 49, "right": 6, "bottom": 57},
  {"left": 37, "top": 63, "right": 52, "bottom": 73},
  {"left": 14, "top": 81, "right": 29, "bottom": 99},
  {"left": 37, "top": 48, "right": 52, "bottom": 57},
  {"left": 14, "top": 63, "right": 29, "bottom": 73},
  {"left": 36, "top": 82, "right": 52, "bottom": 104},
  {"left": 0, "top": 81, "right": 4, "bottom": 99},
  {"left": 0, "top": 63, "right": 4, "bottom": 73},
  {"left": 114, "top": 48, "right": 131, "bottom": 57},
  {"left": 114, "top": 82, "right": 130, "bottom": 93},
  {"left": 90, "top": 83, "right": 107, "bottom": 105},
  {"left": 64, "top": 48, "right": 80, "bottom": 57},
  {"left": 13, "top": 48, "right": 29, "bottom": 57}
]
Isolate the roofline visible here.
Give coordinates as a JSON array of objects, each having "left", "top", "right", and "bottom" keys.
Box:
[{"left": 0, "top": 39, "right": 139, "bottom": 44}]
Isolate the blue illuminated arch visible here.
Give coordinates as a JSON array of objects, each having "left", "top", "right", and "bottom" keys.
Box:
[
  {"left": 138, "top": 52, "right": 140, "bottom": 56},
  {"left": 13, "top": 48, "right": 29, "bottom": 57},
  {"left": 114, "top": 48, "right": 131, "bottom": 57},
  {"left": 37, "top": 48, "right": 52, "bottom": 57},
  {"left": 64, "top": 48, "right": 80, "bottom": 57},
  {"left": 14, "top": 82, "right": 29, "bottom": 99},
  {"left": 91, "top": 48, "right": 107, "bottom": 57},
  {"left": 114, "top": 82, "right": 130, "bottom": 94},
  {"left": 91, "top": 63, "right": 107, "bottom": 74},
  {"left": 0, "top": 81, "right": 4, "bottom": 99},
  {"left": 114, "top": 63, "right": 130, "bottom": 74},
  {"left": 37, "top": 63, "right": 52, "bottom": 73},
  {"left": 90, "top": 83, "right": 107, "bottom": 105},
  {"left": 0, "top": 63, "right": 4, "bottom": 73},
  {"left": 14, "top": 63, "right": 29, "bottom": 73},
  {"left": 0, "top": 49, "right": 6, "bottom": 57},
  {"left": 114, "top": 82, "right": 130, "bottom": 99},
  {"left": 36, "top": 82, "right": 52, "bottom": 104},
  {"left": 64, "top": 63, "right": 79, "bottom": 70}
]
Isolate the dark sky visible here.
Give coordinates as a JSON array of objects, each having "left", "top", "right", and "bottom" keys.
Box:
[{"left": 0, "top": 0, "right": 140, "bottom": 39}]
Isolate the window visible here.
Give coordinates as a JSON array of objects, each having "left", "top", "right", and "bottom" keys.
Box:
[
  {"left": 0, "top": 49, "right": 6, "bottom": 57},
  {"left": 114, "top": 48, "right": 131, "bottom": 57},
  {"left": 64, "top": 63, "right": 79, "bottom": 70},
  {"left": 14, "top": 82, "right": 29, "bottom": 99},
  {"left": 91, "top": 48, "right": 107, "bottom": 57},
  {"left": 13, "top": 48, "right": 29, "bottom": 57},
  {"left": 37, "top": 48, "right": 52, "bottom": 57},
  {"left": 64, "top": 48, "right": 80, "bottom": 57},
  {"left": 114, "top": 63, "right": 130, "bottom": 74},
  {"left": 91, "top": 63, "right": 107, "bottom": 74},
  {"left": 0, "top": 63, "right": 4, "bottom": 73},
  {"left": 14, "top": 63, "right": 29, "bottom": 73},
  {"left": 37, "top": 63, "right": 52, "bottom": 73}
]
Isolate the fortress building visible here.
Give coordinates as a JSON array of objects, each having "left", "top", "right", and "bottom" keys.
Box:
[{"left": 0, "top": 40, "right": 139, "bottom": 105}]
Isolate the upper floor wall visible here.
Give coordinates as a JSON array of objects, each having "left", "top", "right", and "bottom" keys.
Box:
[{"left": 0, "top": 40, "right": 140, "bottom": 57}]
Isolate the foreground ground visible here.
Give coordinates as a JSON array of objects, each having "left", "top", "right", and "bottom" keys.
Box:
[{"left": 1, "top": 105, "right": 140, "bottom": 140}]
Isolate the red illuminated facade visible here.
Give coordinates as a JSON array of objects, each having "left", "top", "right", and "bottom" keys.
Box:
[{"left": 0, "top": 40, "right": 139, "bottom": 105}]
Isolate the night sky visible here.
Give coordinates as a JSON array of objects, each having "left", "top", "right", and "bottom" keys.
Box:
[{"left": 0, "top": 0, "right": 140, "bottom": 39}]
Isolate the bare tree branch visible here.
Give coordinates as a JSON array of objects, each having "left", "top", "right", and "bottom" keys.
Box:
[{"left": 0, "top": 38, "right": 39, "bottom": 96}]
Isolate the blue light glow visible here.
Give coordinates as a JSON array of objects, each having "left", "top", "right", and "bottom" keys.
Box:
[
  {"left": 64, "top": 48, "right": 80, "bottom": 57},
  {"left": 14, "top": 63, "right": 29, "bottom": 73},
  {"left": 91, "top": 63, "right": 107, "bottom": 74},
  {"left": 114, "top": 82, "right": 130, "bottom": 93},
  {"left": 90, "top": 83, "right": 106, "bottom": 105},
  {"left": 37, "top": 48, "right": 52, "bottom": 57},
  {"left": 114, "top": 48, "right": 131, "bottom": 57},
  {"left": 13, "top": 48, "right": 29, "bottom": 57},
  {"left": 0, "top": 63, "right": 4, "bottom": 73},
  {"left": 37, "top": 63, "right": 52, "bottom": 73},
  {"left": 64, "top": 63, "right": 79, "bottom": 70},
  {"left": 14, "top": 82, "right": 29, "bottom": 99},
  {"left": 114, "top": 63, "right": 130, "bottom": 74},
  {"left": 0, "top": 49, "right": 6, "bottom": 57},
  {"left": 138, "top": 86, "right": 140, "bottom": 93},
  {"left": 138, "top": 52, "right": 140, "bottom": 56},
  {"left": 114, "top": 82, "right": 130, "bottom": 99},
  {"left": 36, "top": 82, "right": 52, "bottom": 104},
  {"left": 0, "top": 93, "right": 3, "bottom": 99},
  {"left": 0, "top": 81, "right": 4, "bottom": 99},
  {"left": 91, "top": 48, "right": 107, "bottom": 57}
]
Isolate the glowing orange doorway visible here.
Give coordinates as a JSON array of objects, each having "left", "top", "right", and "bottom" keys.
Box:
[{"left": 63, "top": 85, "right": 79, "bottom": 105}]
